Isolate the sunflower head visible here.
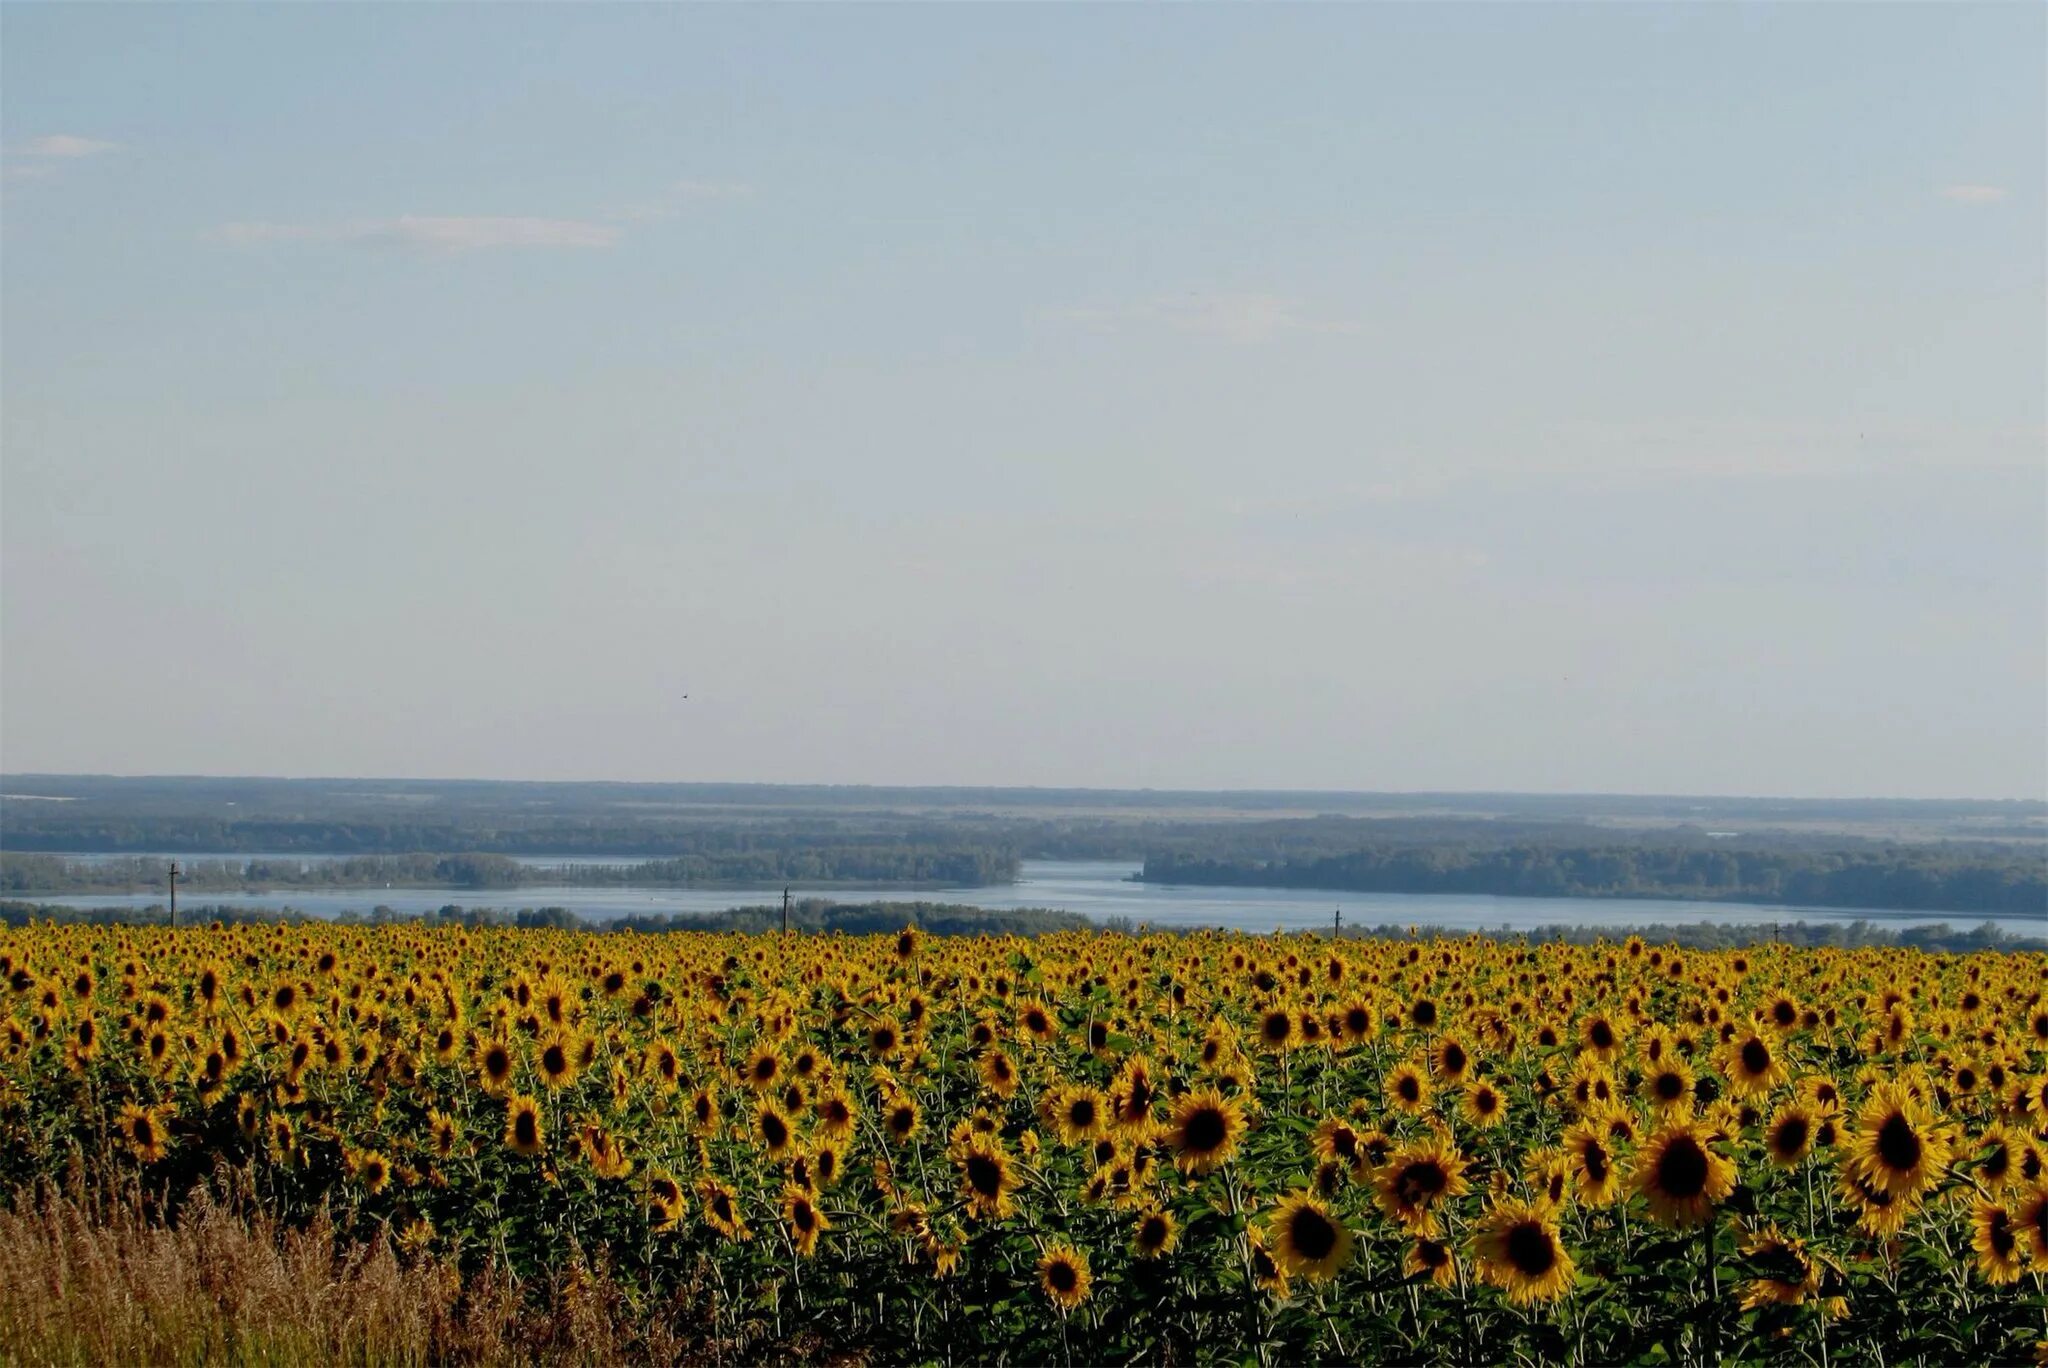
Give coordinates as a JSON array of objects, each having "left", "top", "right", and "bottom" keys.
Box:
[
  {"left": 1470, "top": 1198, "right": 1577, "bottom": 1305},
  {"left": 1037, "top": 1242, "right": 1092, "bottom": 1311},
  {"left": 1266, "top": 1190, "right": 1353, "bottom": 1283}
]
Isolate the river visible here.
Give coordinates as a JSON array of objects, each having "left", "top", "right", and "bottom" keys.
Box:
[{"left": 13, "top": 858, "right": 2042, "bottom": 936}]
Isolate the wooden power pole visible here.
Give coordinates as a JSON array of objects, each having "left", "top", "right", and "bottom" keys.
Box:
[
  {"left": 782, "top": 887, "right": 791, "bottom": 935},
  {"left": 168, "top": 861, "right": 181, "bottom": 930},
  {"left": 1333, "top": 906, "right": 1342, "bottom": 941}
]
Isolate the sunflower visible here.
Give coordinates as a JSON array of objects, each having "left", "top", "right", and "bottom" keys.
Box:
[
  {"left": 535, "top": 1031, "right": 585, "bottom": 1090},
  {"left": 1972, "top": 1123, "right": 2028, "bottom": 1192},
  {"left": 1311, "top": 1115, "right": 1366, "bottom": 1174},
  {"left": 1460, "top": 1078, "right": 1508, "bottom": 1130},
  {"left": 1247, "top": 1233, "right": 1290, "bottom": 1299},
  {"left": 1037, "top": 1242, "right": 1092, "bottom": 1311},
  {"left": 1167, "top": 1087, "right": 1248, "bottom": 1175},
  {"left": 1837, "top": 1165, "right": 1915, "bottom": 1239},
  {"left": 781, "top": 1184, "right": 829, "bottom": 1257},
  {"left": 882, "top": 1093, "right": 922, "bottom": 1146},
  {"left": 1995, "top": 1183, "right": 2048, "bottom": 1275},
  {"left": 742, "top": 1045, "right": 782, "bottom": 1092},
  {"left": 1848, "top": 1082, "right": 1952, "bottom": 1201},
  {"left": 977, "top": 1048, "right": 1020, "bottom": 1099},
  {"left": 646, "top": 1169, "right": 687, "bottom": 1231},
  {"left": 474, "top": 1035, "right": 516, "bottom": 1096},
  {"left": 1402, "top": 1235, "right": 1459, "bottom": 1288},
  {"left": 1562, "top": 1120, "right": 1624, "bottom": 1206},
  {"left": 504, "top": 1093, "right": 546, "bottom": 1157},
  {"left": 1719, "top": 1030, "right": 1789, "bottom": 1100},
  {"left": 1736, "top": 1222, "right": 1841, "bottom": 1311},
  {"left": 1971, "top": 1197, "right": 2027, "bottom": 1285},
  {"left": 1431, "top": 1033, "right": 1475, "bottom": 1083},
  {"left": 353, "top": 1148, "right": 392, "bottom": 1195},
  {"left": 1255, "top": 1006, "right": 1297, "bottom": 1054},
  {"left": 1264, "top": 1190, "right": 1352, "bottom": 1283},
  {"left": 1632, "top": 1120, "right": 1736, "bottom": 1228},
  {"left": 813, "top": 1086, "right": 857, "bottom": 1141},
  {"left": 1375, "top": 1138, "right": 1471, "bottom": 1236},
  {"left": 1580, "top": 1013, "right": 1623, "bottom": 1063},
  {"left": 117, "top": 1101, "right": 172, "bottom": 1164},
  {"left": 699, "top": 1178, "right": 751, "bottom": 1242},
  {"left": 1763, "top": 1102, "right": 1817, "bottom": 1168},
  {"left": 1051, "top": 1085, "right": 1110, "bottom": 1147},
  {"left": 1133, "top": 1208, "right": 1178, "bottom": 1259},
  {"left": 1384, "top": 1059, "right": 1432, "bottom": 1115},
  {"left": 754, "top": 1103, "right": 796, "bottom": 1159},
  {"left": 1017, "top": 1002, "right": 1056, "bottom": 1043},
  {"left": 1470, "top": 1198, "right": 1576, "bottom": 1305},
  {"left": 1525, "top": 1146, "right": 1572, "bottom": 1210},
  {"left": 1639, "top": 1055, "right": 1697, "bottom": 1117},
  {"left": 956, "top": 1135, "right": 1021, "bottom": 1220}
]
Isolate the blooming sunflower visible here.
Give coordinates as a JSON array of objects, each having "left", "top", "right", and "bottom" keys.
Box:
[
  {"left": 1470, "top": 1198, "right": 1576, "bottom": 1305},
  {"left": 1460, "top": 1078, "right": 1509, "bottom": 1130},
  {"left": 1719, "top": 1030, "right": 1789, "bottom": 1100},
  {"left": 1562, "top": 1120, "right": 1624, "bottom": 1206},
  {"left": 646, "top": 1169, "right": 687, "bottom": 1232},
  {"left": 1375, "top": 1138, "right": 1471, "bottom": 1236},
  {"left": 1133, "top": 1208, "right": 1178, "bottom": 1259},
  {"left": 1051, "top": 1085, "right": 1109, "bottom": 1147},
  {"left": 1971, "top": 1197, "right": 2027, "bottom": 1285},
  {"left": 1037, "top": 1242, "right": 1092, "bottom": 1311},
  {"left": 1639, "top": 1055, "right": 1697, "bottom": 1117},
  {"left": 956, "top": 1135, "right": 1021, "bottom": 1220},
  {"left": 474, "top": 1035, "right": 516, "bottom": 1096},
  {"left": 1735, "top": 1222, "right": 1842, "bottom": 1312},
  {"left": 1167, "top": 1087, "right": 1247, "bottom": 1175},
  {"left": 1402, "top": 1236, "right": 1459, "bottom": 1288},
  {"left": 504, "top": 1092, "right": 546, "bottom": 1157},
  {"left": 117, "top": 1101, "right": 172, "bottom": 1164},
  {"left": 1383, "top": 1059, "right": 1432, "bottom": 1115},
  {"left": 1763, "top": 1102, "right": 1817, "bottom": 1169},
  {"left": 1848, "top": 1082, "right": 1952, "bottom": 1202},
  {"left": 781, "top": 1184, "right": 829, "bottom": 1257},
  {"left": 1265, "top": 1190, "right": 1353, "bottom": 1283},
  {"left": 699, "top": 1178, "right": 751, "bottom": 1242},
  {"left": 1632, "top": 1119, "right": 1735, "bottom": 1228}
]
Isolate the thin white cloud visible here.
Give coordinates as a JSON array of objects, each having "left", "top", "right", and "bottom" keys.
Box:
[
  {"left": 210, "top": 215, "right": 619, "bottom": 251},
  {"left": 1046, "top": 292, "right": 1357, "bottom": 345},
  {"left": 14, "top": 134, "right": 119, "bottom": 158},
  {"left": 1939, "top": 184, "right": 2009, "bottom": 205}
]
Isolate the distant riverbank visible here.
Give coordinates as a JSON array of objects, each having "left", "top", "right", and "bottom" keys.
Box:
[
  {"left": 1140, "top": 843, "right": 2047, "bottom": 919},
  {"left": 10, "top": 858, "right": 2046, "bottom": 941},
  {"left": 0, "top": 848, "right": 1019, "bottom": 896}
]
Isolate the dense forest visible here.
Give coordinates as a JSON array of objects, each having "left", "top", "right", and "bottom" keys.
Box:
[{"left": 1142, "top": 842, "right": 2047, "bottom": 915}]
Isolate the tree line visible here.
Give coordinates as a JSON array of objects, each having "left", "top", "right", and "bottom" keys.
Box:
[
  {"left": 0, "top": 846, "right": 1019, "bottom": 895},
  {"left": 1142, "top": 842, "right": 2046, "bottom": 915}
]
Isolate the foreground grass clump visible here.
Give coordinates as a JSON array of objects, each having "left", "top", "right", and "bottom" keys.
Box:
[{"left": 3, "top": 923, "right": 2046, "bottom": 1365}]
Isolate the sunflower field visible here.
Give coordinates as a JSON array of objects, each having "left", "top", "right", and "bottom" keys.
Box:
[{"left": 3, "top": 921, "right": 2047, "bottom": 1365}]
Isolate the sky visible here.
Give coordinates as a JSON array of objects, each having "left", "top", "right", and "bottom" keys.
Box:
[{"left": 2, "top": 5, "right": 2043, "bottom": 799}]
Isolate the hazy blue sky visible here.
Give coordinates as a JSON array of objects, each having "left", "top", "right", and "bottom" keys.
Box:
[{"left": 3, "top": 5, "right": 2042, "bottom": 797}]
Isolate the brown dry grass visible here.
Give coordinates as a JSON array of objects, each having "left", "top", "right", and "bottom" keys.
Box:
[{"left": 0, "top": 1186, "right": 837, "bottom": 1367}]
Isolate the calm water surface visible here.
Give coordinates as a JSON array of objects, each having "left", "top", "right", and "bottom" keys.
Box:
[{"left": 16, "top": 858, "right": 2041, "bottom": 936}]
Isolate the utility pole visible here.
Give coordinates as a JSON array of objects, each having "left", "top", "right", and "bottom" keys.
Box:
[
  {"left": 1333, "top": 906, "right": 1342, "bottom": 942},
  {"left": 168, "top": 861, "right": 181, "bottom": 930},
  {"left": 781, "top": 887, "right": 791, "bottom": 936}
]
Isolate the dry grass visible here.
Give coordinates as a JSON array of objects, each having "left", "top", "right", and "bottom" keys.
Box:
[{"left": 0, "top": 1186, "right": 830, "bottom": 1367}]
